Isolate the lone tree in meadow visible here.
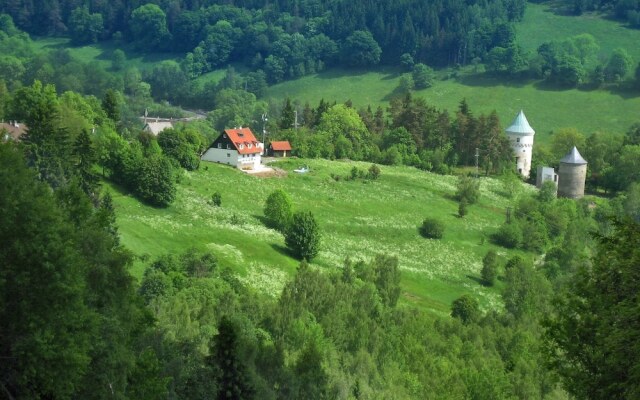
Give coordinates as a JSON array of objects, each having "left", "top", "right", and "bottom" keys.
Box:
[
  {"left": 456, "top": 175, "right": 480, "bottom": 204},
  {"left": 285, "top": 211, "right": 321, "bottom": 261},
  {"left": 481, "top": 250, "right": 498, "bottom": 286},
  {"left": 264, "top": 189, "right": 293, "bottom": 232}
]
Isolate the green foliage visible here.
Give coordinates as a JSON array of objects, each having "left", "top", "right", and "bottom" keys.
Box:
[
  {"left": 546, "top": 219, "right": 640, "bottom": 399},
  {"left": 211, "top": 191, "right": 222, "bottom": 207},
  {"left": 157, "top": 127, "right": 202, "bottom": 171},
  {"left": 368, "top": 163, "right": 381, "bottom": 179},
  {"left": 102, "top": 89, "right": 120, "bottom": 122},
  {"left": 0, "top": 142, "right": 161, "bottom": 399},
  {"left": 492, "top": 222, "right": 523, "bottom": 248},
  {"left": 135, "top": 154, "right": 176, "bottom": 207},
  {"left": 458, "top": 200, "right": 468, "bottom": 218},
  {"left": 130, "top": 4, "right": 171, "bottom": 51},
  {"left": 503, "top": 257, "right": 550, "bottom": 319},
  {"left": 537, "top": 180, "right": 557, "bottom": 203},
  {"left": 451, "top": 294, "right": 480, "bottom": 324},
  {"left": 72, "top": 129, "right": 99, "bottom": 198},
  {"left": 341, "top": 30, "right": 382, "bottom": 67},
  {"left": 68, "top": 6, "right": 103, "bottom": 45},
  {"left": 264, "top": 189, "right": 294, "bottom": 233},
  {"left": 455, "top": 175, "right": 480, "bottom": 204},
  {"left": 285, "top": 211, "right": 321, "bottom": 261},
  {"left": 481, "top": 250, "right": 498, "bottom": 286},
  {"left": 412, "top": 63, "right": 436, "bottom": 89},
  {"left": 605, "top": 47, "right": 633, "bottom": 82},
  {"left": 111, "top": 49, "right": 126, "bottom": 71},
  {"left": 210, "top": 316, "right": 256, "bottom": 400},
  {"left": 419, "top": 217, "right": 445, "bottom": 239},
  {"left": 371, "top": 254, "right": 402, "bottom": 308}
]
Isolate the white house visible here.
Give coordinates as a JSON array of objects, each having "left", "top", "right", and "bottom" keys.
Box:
[
  {"left": 505, "top": 110, "right": 535, "bottom": 178},
  {"left": 143, "top": 120, "right": 174, "bottom": 136},
  {"left": 201, "top": 127, "right": 262, "bottom": 170}
]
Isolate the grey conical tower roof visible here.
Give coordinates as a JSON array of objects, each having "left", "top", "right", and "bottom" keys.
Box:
[
  {"left": 560, "top": 146, "right": 587, "bottom": 165},
  {"left": 505, "top": 110, "right": 535, "bottom": 136}
]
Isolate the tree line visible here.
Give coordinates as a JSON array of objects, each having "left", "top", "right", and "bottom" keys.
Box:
[{"left": 1, "top": 0, "right": 525, "bottom": 76}]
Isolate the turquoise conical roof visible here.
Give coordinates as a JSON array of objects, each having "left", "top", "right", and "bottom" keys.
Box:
[
  {"left": 505, "top": 110, "right": 535, "bottom": 136},
  {"left": 560, "top": 146, "right": 587, "bottom": 165}
]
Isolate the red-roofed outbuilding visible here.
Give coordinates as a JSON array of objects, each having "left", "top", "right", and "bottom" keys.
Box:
[{"left": 269, "top": 141, "right": 292, "bottom": 157}]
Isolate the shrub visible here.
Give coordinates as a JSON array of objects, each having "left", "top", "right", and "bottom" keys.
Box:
[
  {"left": 263, "top": 189, "right": 293, "bottom": 232},
  {"left": 492, "top": 222, "right": 523, "bottom": 248},
  {"left": 368, "top": 164, "right": 381, "bottom": 180},
  {"left": 285, "top": 211, "right": 321, "bottom": 260},
  {"left": 211, "top": 192, "right": 222, "bottom": 207},
  {"left": 456, "top": 175, "right": 480, "bottom": 204},
  {"left": 481, "top": 250, "right": 498, "bottom": 286},
  {"left": 451, "top": 294, "right": 480, "bottom": 324},
  {"left": 458, "top": 200, "right": 468, "bottom": 218},
  {"left": 419, "top": 218, "right": 445, "bottom": 239}
]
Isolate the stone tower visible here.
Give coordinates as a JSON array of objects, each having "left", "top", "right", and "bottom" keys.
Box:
[
  {"left": 558, "top": 146, "right": 588, "bottom": 199},
  {"left": 505, "top": 110, "right": 535, "bottom": 178}
]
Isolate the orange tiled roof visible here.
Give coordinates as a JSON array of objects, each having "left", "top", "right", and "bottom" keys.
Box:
[
  {"left": 225, "top": 127, "right": 262, "bottom": 154},
  {"left": 270, "top": 141, "right": 292, "bottom": 151}
]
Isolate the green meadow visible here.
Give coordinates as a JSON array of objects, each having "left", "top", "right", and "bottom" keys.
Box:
[
  {"left": 267, "top": 2, "right": 640, "bottom": 142},
  {"left": 32, "top": 37, "right": 185, "bottom": 71},
  {"left": 110, "top": 158, "right": 534, "bottom": 315}
]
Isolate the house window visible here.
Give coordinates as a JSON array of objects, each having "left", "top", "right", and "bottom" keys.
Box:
[
  {"left": 223, "top": 134, "right": 227, "bottom": 138},
  {"left": 226, "top": 144, "right": 230, "bottom": 149},
  {"left": 516, "top": 138, "right": 520, "bottom": 143},
  {"left": 217, "top": 143, "right": 221, "bottom": 148},
  {"left": 227, "top": 153, "right": 230, "bottom": 157}
]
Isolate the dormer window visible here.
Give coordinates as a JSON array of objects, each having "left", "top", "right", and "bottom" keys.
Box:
[
  {"left": 248, "top": 143, "right": 252, "bottom": 148},
  {"left": 239, "top": 144, "right": 244, "bottom": 149}
]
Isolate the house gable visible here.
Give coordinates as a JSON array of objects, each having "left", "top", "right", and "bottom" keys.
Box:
[{"left": 202, "top": 127, "right": 262, "bottom": 170}]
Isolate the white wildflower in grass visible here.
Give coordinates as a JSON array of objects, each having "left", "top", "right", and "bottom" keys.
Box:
[
  {"left": 114, "top": 159, "right": 538, "bottom": 314},
  {"left": 238, "top": 262, "right": 288, "bottom": 297},
  {"left": 205, "top": 243, "right": 245, "bottom": 262}
]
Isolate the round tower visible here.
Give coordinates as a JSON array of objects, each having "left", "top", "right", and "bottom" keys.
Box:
[
  {"left": 558, "top": 146, "right": 588, "bottom": 199},
  {"left": 505, "top": 110, "right": 535, "bottom": 178}
]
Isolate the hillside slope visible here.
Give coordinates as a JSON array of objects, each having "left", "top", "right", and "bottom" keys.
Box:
[{"left": 110, "top": 159, "right": 533, "bottom": 314}]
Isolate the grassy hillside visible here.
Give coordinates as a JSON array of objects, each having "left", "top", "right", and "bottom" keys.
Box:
[
  {"left": 32, "top": 37, "right": 185, "bottom": 71},
  {"left": 267, "top": 70, "right": 640, "bottom": 142},
  {"left": 267, "top": 1, "right": 640, "bottom": 141},
  {"left": 518, "top": 2, "right": 640, "bottom": 64},
  {"left": 110, "top": 159, "right": 534, "bottom": 315}
]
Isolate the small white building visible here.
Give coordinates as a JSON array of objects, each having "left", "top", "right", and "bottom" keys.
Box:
[
  {"left": 536, "top": 166, "right": 558, "bottom": 188},
  {"left": 506, "top": 110, "right": 535, "bottom": 178},
  {"left": 201, "top": 127, "right": 262, "bottom": 170},
  {"left": 143, "top": 120, "right": 174, "bottom": 136}
]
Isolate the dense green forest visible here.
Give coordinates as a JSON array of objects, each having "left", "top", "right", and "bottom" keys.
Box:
[
  {"left": 2, "top": 1, "right": 640, "bottom": 398},
  {"left": 2, "top": 74, "right": 640, "bottom": 400}
]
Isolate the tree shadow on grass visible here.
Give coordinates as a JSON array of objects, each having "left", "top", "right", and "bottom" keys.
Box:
[
  {"left": 317, "top": 68, "right": 370, "bottom": 79},
  {"left": 270, "top": 243, "right": 297, "bottom": 259},
  {"left": 456, "top": 73, "right": 532, "bottom": 89},
  {"left": 466, "top": 274, "right": 485, "bottom": 286},
  {"left": 382, "top": 87, "right": 408, "bottom": 102}
]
